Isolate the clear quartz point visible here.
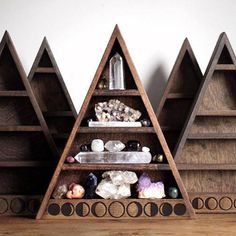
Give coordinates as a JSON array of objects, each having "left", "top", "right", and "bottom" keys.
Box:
[
  {"left": 74, "top": 151, "right": 152, "bottom": 164},
  {"left": 104, "top": 140, "right": 125, "bottom": 152},
  {"left": 109, "top": 53, "right": 125, "bottom": 90}
]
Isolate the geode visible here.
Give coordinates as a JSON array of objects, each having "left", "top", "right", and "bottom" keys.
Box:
[{"left": 95, "top": 99, "right": 141, "bottom": 122}]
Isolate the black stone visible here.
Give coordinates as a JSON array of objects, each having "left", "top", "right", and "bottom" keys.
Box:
[
  {"left": 140, "top": 119, "right": 151, "bottom": 127},
  {"left": 80, "top": 144, "right": 91, "bottom": 152},
  {"left": 85, "top": 173, "right": 98, "bottom": 199},
  {"left": 126, "top": 140, "right": 141, "bottom": 151}
]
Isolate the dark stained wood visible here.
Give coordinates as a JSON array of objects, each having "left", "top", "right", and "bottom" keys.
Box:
[
  {"left": 156, "top": 38, "right": 202, "bottom": 155},
  {"left": 173, "top": 32, "right": 236, "bottom": 213},
  {"left": 28, "top": 37, "right": 77, "bottom": 154},
  {"left": 36, "top": 25, "right": 195, "bottom": 219},
  {"left": 0, "top": 31, "right": 58, "bottom": 216}
]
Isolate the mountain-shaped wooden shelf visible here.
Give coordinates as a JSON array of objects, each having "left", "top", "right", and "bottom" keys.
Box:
[
  {"left": 0, "top": 31, "right": 58, "bottom": 216},
  {"left": 28, "top": 38, "right": 77, "bottom": 155},
  {"left": 156, "top": 38, "right": 202, "bottom": 153},
  {"left": 36, "top": 25, "right": 195, "bottom": 220},
  {"left": 174, "top": 32, "right": 236, "bottom": 213}
]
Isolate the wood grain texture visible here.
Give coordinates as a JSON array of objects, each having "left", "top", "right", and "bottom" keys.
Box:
[
  {"left": 36, "top": 25, "right": 195, "bottom": 219},
  {"left": 28, "top": 37, "right": 77, "bottom": 154},
  {"left": 156, "top": 38, "right": 202, "bottom": 154}
]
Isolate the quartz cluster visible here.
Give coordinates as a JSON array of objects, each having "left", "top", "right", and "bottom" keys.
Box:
[
  {"left": 96, "top": 171, "right": 138, "bottom": 199},
  {"left": 95, "top": 99, "right": 141, "bottom": 122}
]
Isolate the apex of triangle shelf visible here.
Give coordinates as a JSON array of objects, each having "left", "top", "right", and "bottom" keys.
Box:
[
  {"left": 171, "top": 32, "right": 236, "bottom": 214},
  {"left": 28, "top": 36, "right": 77, "bottom": 155},
  {"left": 0, "top": 31, "right": 58, "bottom": 216},
  {"left": 36, "top": 25, "right": 195, "bottom": 220}
]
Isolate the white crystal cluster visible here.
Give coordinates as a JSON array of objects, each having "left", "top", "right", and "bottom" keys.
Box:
[
  {"left": 96, "top": 171, "right": 138, "bottom": 199},
  {"left": 95, "top": 99, "right": 141, "bottom": 122}
]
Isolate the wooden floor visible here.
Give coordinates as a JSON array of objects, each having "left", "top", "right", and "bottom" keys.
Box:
[{"left": 0, "top": 215, "right": 235, "bottom": 236}]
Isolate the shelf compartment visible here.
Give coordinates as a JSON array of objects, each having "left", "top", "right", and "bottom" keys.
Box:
[
  {"left": 45, "top": 198, "right": 188, "bottom": 219},
  {"left": 77, "top": 127, "right": 155, "bottom": 133},
  {"left": 215, "top": 64, "right": 236, "bottom": 71},
  {"left": 93, "top": 89, "right": 140, "bottom": 96},
  {"left": 43, "top": 111, "right": 74, "bottom": 117},
  {"left": 188, "top": 133, "right": 236, "bottom": 139},
  {"left": 166, "top": 93, "right": 194, "bottom": 99},
  {"left": 0, "top": 91, "right": 28, "bottom": 97},
  {"left": 35, "top": 67, "right": 55, "bottom": 73}
]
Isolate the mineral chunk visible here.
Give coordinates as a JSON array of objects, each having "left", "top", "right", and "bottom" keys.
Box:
[
  {"left": 95, "top": 99, "right": 141, "bottom": 122},
  {"left": 104, "top": 140, "right": 125, "bottom": 152},
  {"left": 91, "top": 139, "right": 104, "bottom": 152},
  {"left": 52, "top": 184, "right": 68, "bottom": 199}
]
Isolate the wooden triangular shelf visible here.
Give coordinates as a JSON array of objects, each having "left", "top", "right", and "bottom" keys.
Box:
[
  {"left": 36, "top": 25, "right": 195, "bottom": 220},
  {"left": 0, "top": 31, "right": 58, "bottom": 216},
  {"left": 174, "top": 32, "right": 236, "bottom": 213},
  {"left": 28, "top": 38, "right": 77, "bottom": 154},
  {"left": 156, "top": 38, "right": 202, "bottom": 154}
]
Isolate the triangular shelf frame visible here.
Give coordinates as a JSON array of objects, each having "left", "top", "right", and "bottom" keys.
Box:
[
  {"left": 156, "top": 38, "right": 203, "bottom": 154},
  {"left": 28, "top": 37, "right": 77, "bottom": 154},
  {"left": 36, "top": 25, "right": 195, "bottom": 219},
  {"left": 174, "top": 32, "right": 236, "bottom": 213},
  {"left": 0, "top": 31, "right": 59, "bottom": 216}
]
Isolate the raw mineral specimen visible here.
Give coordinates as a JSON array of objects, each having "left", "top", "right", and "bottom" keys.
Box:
[
  {"left": 104, "top": 140, "right": 125, "bottom": 152},
  {"left": 66, "top": 183, "right": 85, "bottom": 199},
  {"left": 52, "top": 184, "right": 68, "bottom": 199},
  {"left": 140, "top": 118, "right": 151, "bottom": 127},
  {"left": 85, "top": 173, "right": 98, "bottom": 199},
  {"left": 91, "top": 139, "right": 104, "bottom": 152},
  {"left": 137, "top": 173, "right": 165, "bottom": 199},
  {"left": 152, "top": 154, "right": 164, "bottom": 163},
  {"left": 95, "top": 171, "right": 138, "bottom": 199},
  {"left": 66, "top": 156, "right": 75, "bottom": 163},
  {"left": 95, "top": 99, "right": 141, "bottom": 122}
]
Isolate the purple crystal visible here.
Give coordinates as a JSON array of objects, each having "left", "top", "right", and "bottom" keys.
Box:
[{"left": 66, "top": 156, "right": 75, "bottom": 163}]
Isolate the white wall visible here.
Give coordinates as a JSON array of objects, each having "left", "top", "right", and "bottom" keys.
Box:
[{"left": 0, "top": 0, "right": 236, "bottom": 111}]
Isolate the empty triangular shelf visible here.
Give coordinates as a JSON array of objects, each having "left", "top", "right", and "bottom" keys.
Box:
[
  {"left": 28, "top": 38, "right": 77, "bottom": 154},
  {"left": 0, "top": 31, "right": 58, "bottom": 216},
  {"left": 36, "top": 25, "right": 195, "bottom": 220},
  {"left": 156, "top": 38, "right": 202, "bottom": 154},
  {"left": 174, "top": 32, "right": 236, "bottom": 214}
]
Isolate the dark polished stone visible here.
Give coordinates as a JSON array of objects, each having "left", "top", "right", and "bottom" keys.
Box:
[
  {"left": 126, "top": 140, "right": 141, "bottom": 151},
  {"left": 140, "top": 119, "right": 151, "bottom": 127},
  {"left": 85, "top": 173, "right": 98, "bottom": 199},
  {"left": 80, "top": 144, "right": 91, "bottom": 152},
  {"left": 168, "top": 187, "right": 179, "bottom": 199}
]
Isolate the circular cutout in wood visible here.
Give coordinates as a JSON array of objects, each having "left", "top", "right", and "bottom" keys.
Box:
[
  {"left": 219, "top": 197, "right": 232, "bottom": 211},
  {"left": 48, "top": 203, "right": 60, "bottom": 216},
  {"left": 76, "top": 202, "right": 90, "bottom": 217},
  {"left": 108, "top": 201, "right": 125, "bottom": 218},
  {"left": 192, "top": 197, "right": 204, "bottom": 210},
  {"left": 0, "top": 198, "right": 8, "bottom": 214},
  {"left": 160, "top": 203, "right": 173, "bottom": 216},
  {"left": 144, "top": 202, "right": 158, "bottom": 217},
  {"left": 10, "top": 198, "right": 26, "bottom": 214},
  {"left": 126, "top": 201, "right": 142, "bottom": 218},
  {"left": 27, "top": 199, "right": 41, "bottom": 214},
  {"left": 205, "top": 197, "right": 218, "bottom": 210},
  {"left": 91, "top": 202, "right": 107, "bottom": 217},
  {"left": 61, "top": 203, "right": 74, "bottom": 216},
  {"left": 174, "top": 203, "right": 186, "bottom": 216}
]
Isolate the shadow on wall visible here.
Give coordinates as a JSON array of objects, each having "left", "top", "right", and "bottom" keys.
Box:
[{"left": 146, "top": 64, "right": 168, "bottom": 112}]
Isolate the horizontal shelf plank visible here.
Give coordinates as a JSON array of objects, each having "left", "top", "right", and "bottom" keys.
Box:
[
  {"left": 175, "top": 164, "right": 236, "bottom": 170},
  {"left": 0, "top": 161, "right": 55, "bottom": 167},
  {"left": 0, "top": 91, "right": 28, "bottom": 97},
  {"left": 166, "top": 93, "right": 194, "bottom": 99},
  {"left": 93, "top": 89, "right": 140, "bottom": 96},
  {"left": 35, "top": 67, "right": 55, "bottom": 73},
  {"left": 43, "top": 111, "right": 74, "bottom": 117},
  {"left": 77, "top": 127, "right": 155, "bottom": 133},
  {"left": 0, "top": 126, "right": 42, "bottom": 132},
  {"left": 188, "top": 133, "right": 236, "bottom": 139},
  {"left": 62, "top": 163, "right": 170, "bottom": 171},
  {"left": 197, "top": 110, "right": 236, "bottom": 116},
  {"left": 215, "top": 64, "right": 236, "bottom": 70}
]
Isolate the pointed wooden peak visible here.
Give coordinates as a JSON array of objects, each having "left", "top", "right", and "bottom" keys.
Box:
[{"left": 0, "top": 31, "right": 14, "bottom": 55}]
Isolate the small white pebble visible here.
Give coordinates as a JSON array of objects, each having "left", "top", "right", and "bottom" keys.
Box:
[{"left": 142, "top": 146, "right": 150, "bottom": 152}]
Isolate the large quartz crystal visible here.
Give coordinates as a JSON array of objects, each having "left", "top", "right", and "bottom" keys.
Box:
[
  {"left": 74, "top": 151, "right": 152, "bottom": 164},
  {"left": 95, "top": 171, "right": 138, "bottom": 199},
  {"left": 52, "top": 184, "right": 68, "bottom": 199},
  {"left": 95, "top": 99, "right": 141, "bottom": 122},
  {"left": 104, "top": 140, "right": 125, "bottom": 152}
]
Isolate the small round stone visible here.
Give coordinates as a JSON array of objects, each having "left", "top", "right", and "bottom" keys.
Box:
[
  {"left": 152, "top": 154, "right": 164, "bottom": 163},
  {"left": 80, "top": 144, "right": 90, "bottom": 152},
  {"left": 91, "top": 139, "right": 104, "bottom": 152},
  {"left": 66, "top": 156, "right": 75, "bottom": 163},
  {"left": 142, "top": 146, "right": 150, "bottom": 152},
  {"left": 140, "top": 119, "right": 151, "bottom": 127},
  {"left": 168, "top": 187, "right": 179, "bottom": 199}
]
